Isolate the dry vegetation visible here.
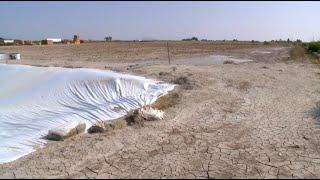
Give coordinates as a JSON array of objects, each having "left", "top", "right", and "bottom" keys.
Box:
[
  {"left": 223, "top": 60, "right": 236, "bottom": 64},
  {"left": 171, "top": 76, "right": 194, "bottom": 90},
  {"left": 151, "top": 90, "right": 180, "bottom": 110},
  {"left": 225, "top": 78, "right": 251, "bottom": 92},
  {"left": 289, "top": 46, "right": 306, "bottom": 60}
]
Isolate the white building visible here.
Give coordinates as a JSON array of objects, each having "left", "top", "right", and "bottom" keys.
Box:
[
  {"left": 46, "top": 38, "right": 62, "bottom": 43},
  {"left": 1, "top": 39, "right": 14, "bottom": 44}
]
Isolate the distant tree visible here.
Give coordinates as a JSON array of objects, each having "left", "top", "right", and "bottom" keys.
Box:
[
  {"left": 287, "top": 38, "right": 291, "bottom": 43},
  {"left": 191, "top": 37, "right": 198, "bottom": 41},
  {"left": 105, "top": 36, "right": 112, "bottom": 41},
  {"left": 182, "top": 37, "right": 199, "bottom": 41},
  {"left": 233, "top": 39, "right": 238, "bottom": 42},
  {"left": 251, "top": 40, "right": 255, "bottom": 43},
  {"left": 201, "top": 39, "right": 208, "bottom": 41}
]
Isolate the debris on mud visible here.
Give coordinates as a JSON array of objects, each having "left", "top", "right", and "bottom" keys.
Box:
[
  {"left": 171, "top": 76, "right": 194, "bottom": 90},
  {"left": 89, "top": 107, "right": 164, "bottom": 133},
  {"left": 159, "top": 71, "right": 172, "bottom": 76},
  {"left": 88, "top": 118, "right": 127, "bottom": 134},
  {"left": 225, "top": 79, "right": 251, "bottom": 92},
  {"left": 125, "top": 107, "right": 164, "bottom": 127},
  {"left": 223, "top": 60, "right": 236, "bottom": 64}
]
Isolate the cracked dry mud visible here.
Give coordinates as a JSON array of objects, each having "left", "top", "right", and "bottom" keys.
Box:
[{"left": 1, "top": 46, "right": 320, "bottom": 179}]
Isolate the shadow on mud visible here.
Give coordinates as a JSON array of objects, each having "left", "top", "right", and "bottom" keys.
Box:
[{"left": 310, "top": 102, "right": 320, "bottom": 127}]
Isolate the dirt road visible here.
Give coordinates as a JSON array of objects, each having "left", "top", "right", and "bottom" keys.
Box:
[{"left": 0, "top": 43, "right": 319, "bottom": 178}]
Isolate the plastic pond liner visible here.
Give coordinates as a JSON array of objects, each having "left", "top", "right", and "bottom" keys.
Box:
[{"left": 0, "top": 64, "right": 175, "bottom": 164}]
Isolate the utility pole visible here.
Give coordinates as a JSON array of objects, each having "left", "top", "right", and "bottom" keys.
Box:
[{"left": 166, "top": 41, "right": 171, "bottom": 65}]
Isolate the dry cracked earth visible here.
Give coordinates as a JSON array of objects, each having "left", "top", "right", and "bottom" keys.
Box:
[{"left": 0, "top": 46, "right": 320, "bottom": 179}]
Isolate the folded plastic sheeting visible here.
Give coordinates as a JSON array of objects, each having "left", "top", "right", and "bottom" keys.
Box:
[{"left": 0, "top": 64, "right": 175, "bottom": 164}]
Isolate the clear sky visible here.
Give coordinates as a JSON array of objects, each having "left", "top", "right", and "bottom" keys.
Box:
[{"left": 0, "top": 1, "right": 319, "bottom": 41}]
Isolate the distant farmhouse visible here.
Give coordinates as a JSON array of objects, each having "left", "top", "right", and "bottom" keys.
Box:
[
  {"left": 0, "top": 38, "right": 14, "bottom": 45},
  {"left": 46, "top": 38, "right": 62, "bottom": 43},
  {"left": 41, "top": 38, "right": 62, "bottom": 45}
]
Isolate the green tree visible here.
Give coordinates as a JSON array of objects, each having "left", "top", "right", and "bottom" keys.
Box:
[{"left": 105, "top": 36, "right": 112, "bottom": 41}]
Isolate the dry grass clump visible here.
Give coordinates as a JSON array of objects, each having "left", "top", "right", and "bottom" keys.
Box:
[
  {"left": 223, "top": 60, "right": 236, "bottom": 64},
  {"left": 171, "top": 76, "right": 194, "bottom": 90},
  {"left": 238, "top": 81, "right": 251, "bottom": 91},
  {"left": 226, "top": 79, "right": 251, "bottom": 92},
  {"left": 289, "top": 46, "right": 306, "bottom": 60},
  {"left": 125, "top": 109, "right": 145, "bottom": 127},
  {"left": 159, "top": 71, "right": 172, "bottom": 76},
  {"left": 310, "top": 58, "right": 320, "bottom": 64},
  {"left": 151, "top": 91, "right": 180, "bottom": 110}
]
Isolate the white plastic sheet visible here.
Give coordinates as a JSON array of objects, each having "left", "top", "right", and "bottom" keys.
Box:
[{"left": 0, "top": 64, "right": 174, "bottom": 164}]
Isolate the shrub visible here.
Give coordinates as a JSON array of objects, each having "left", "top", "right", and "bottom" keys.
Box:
[
  {"left": 182, "top": 37, "right": 199, "bottom": 41},
  {"left": 307, "top": 42, "right": 320, "bottom": 53}
]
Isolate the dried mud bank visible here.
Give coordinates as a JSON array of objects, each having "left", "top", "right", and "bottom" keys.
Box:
[{"left": 1, "top": 45, "right": 320, "bottom": 178}]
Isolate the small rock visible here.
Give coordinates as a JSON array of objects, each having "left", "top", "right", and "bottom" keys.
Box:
[
  {"left": 88, "top": 124, "right": 105, "bottom": 133},
  {"left": 47, "top": 121, "right": 86, "bottom": 141}
]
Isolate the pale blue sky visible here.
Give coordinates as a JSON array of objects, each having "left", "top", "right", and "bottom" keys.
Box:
[{"left": 0, "top": 1, "right": 319, "bottom": 41}]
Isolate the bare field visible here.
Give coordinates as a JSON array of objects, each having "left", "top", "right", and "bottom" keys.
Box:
[
  {"left": 1, "top": 42, "right": 320, "bottom": 179},
  {"left": 0, "top": 41, "right": 278, "bottom": 66}
]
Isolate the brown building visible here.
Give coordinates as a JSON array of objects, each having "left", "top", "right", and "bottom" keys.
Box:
[
  {"left": 41, "top": 39, "right": 53, "bottom": 45},
  {"left": 24, "top": 40, "right": 33, "bottom": 45},
  {"left": 14, "top": 40, "right": 24, "bottom": 45},
  {"left": 73, "top": 34, "right": 81, "bottom": 44}
]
